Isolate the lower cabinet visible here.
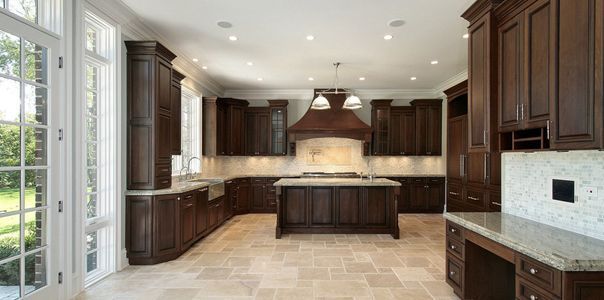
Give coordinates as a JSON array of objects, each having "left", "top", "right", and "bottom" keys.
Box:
[
  {"left": 446, "top": 179, "right": 501, "bottom": 213},
  {"left": 195, "top": 187, "right": 208, "bottom": 239},
  {"left": 232, "top": 178, "right": 250, "bottom": 214},
  {"left": 208, "top": 197, "right": 225, "bottom": 229},
  {"left": 249, "top": 177, "right": 279, "bottom": 213},
  {"left": 180, "top": 191, "right": 197, "bottom": 249},
  {"left": 154, "top": 194, "right": 181, "bottom": 258},
  {"left": 336, "top": 187, "right": 363, "bottom": 227},
  {"left": 389, "top": 177, "right": 445, "bottom": 213}
]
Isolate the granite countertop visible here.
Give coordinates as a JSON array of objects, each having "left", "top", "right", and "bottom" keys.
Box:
[
  {"left": 444, "top": 212, "right": 604, "bottom": 272},
  {"left": 376, "top": 174, "right": 446, "bottom": 178},
  {"left": 125, "top": 181, "right": 212, "bottom": 196},
  {"left": 273, "top": 178, "right": 401, "bottom": 187}
]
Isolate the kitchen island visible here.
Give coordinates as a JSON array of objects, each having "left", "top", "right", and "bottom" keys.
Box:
[{"left": 273, "top": 178, "right": 401, "bottom": 239}]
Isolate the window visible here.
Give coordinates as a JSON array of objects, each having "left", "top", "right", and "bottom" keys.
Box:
[
  {"left": 172, "top": 88, "right": 201, "bottom": 176},
  {"left": 0, "top": 0, "right": 62, "bottom": 34},
  {"left": 80, "top": 10, "right": 116, "bottom": 286}
]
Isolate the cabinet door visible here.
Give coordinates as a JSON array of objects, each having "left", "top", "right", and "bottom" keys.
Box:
[
  {"left": 466, "top": 152, "right": 487, "bottom": 187},
  {"left": 310, "top": 187, "right": 334, "bottom": 227},
  {"left": 402, "top": 110, "right": 417, "bottom": 155},
  {"left": 410, "top": 182, "right": 428, "bottom": 211},
  {"left": 550, "top": 0, "right": 603, "bottom": 149},
  {"left": 244, "top": 112, "right": 258, "bottom": 155},
  {"left": 195, "top": 188, "right": 208, "bottom": 237},
  {"left": 468, "top": 13, "right": 495, "bottom": 152},
  {"left": 156, "top": 113, "right": 172, "bottom": 163},
  {"left": 228, "top": 106, "right": 245, "bottom": 155},
  {"left": 258, "top": 112, "right": 271, "bottom": 155},
  {"left": 364, "top": 187, "right": 390, "bottom": 228},
  {"left": 393, "top": 178, "right": 411, "bottom": 213},
  {"left": 488, "top": 189, "right": 502, "bottom": 212},
  {"left": 236, "top": 182, "right": 250, "bottom": 213},
  {"left": 524, "top": 0, "right": 552, "bottom": 129},
  {"left": 447, "top": 116, "right": 468, "bottom": 181},
  {"left": 265, "top": 183, "right": 277, "bottom": 211},
  {"left": 427, "top": 105, "right": 442, "bottom": 155},
  {"left": 251, "top": 184, "right": 265, "bottom": 210},
  {"left": 415, "top": 105, "right": 428, "bottom": 155},
  {"left": 336, "top": 187, "right": 362, "bottom": 227},
  {"left": 154, "top": 194, "right": 180, "bottom": 256},
  {"left": 372, "top": 107, "right": 390, "bottom": 155},
  {"left": 390, "top": 110, "right": 403, "bottom": 155},
  {"left": 216, "top": 104, "right": 227, "bottom": 155},
  {"left": 170, "top": 80, "right": 182, "bottom": 155},
  {"left": 427, "top": 180, "right": 445, "bottom": 212},
  {"left": 126, "top": 196, "right": 153, "bottom": 258},
  {"left": 157, "top": 59, "right": 172, "bottom": 113},
  {"left": 499, "top": 14, "right": 523, "bottom": 132},
  {"left": 208, "top": 200, "right": 219, "bottom": 229},
  {"left": 180, "top": 196, "right": 196, "bottom": 249},
  {"left": 271, "top": 108, "right": 287, "bottom": 155},
  {"left": 283, "top": 187, "right": 308, "bottom": 227}
]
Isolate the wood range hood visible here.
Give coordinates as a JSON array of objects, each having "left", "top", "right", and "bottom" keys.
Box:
[{"left": 287, "top": 90, "right": 371, "bottom": 155}]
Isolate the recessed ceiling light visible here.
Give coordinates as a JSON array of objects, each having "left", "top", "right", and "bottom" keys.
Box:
[
  {"left": 410, "top": 77, "right": 417, "bottom": 81},
  {"left": 217, "top": 21, "right": 233, "bottom": 29},
  {"left": 388, "top": 19, "right": 405, "bottom": 27},
  {"left": 359, "top": 77, "right": 366, "bottom": 81},
  {"left": 192, "top": 58, "right": 199, "bottom": 62},
  {"left": 308, "top": 77, "right": 314, "bottom": 81},
  {"left": 431, "top": 60, "right": 439, "bottom": 65},
  {"left": 383, "top": 34, "right": 393, "bottom": 40},
  {"left": 202, "top": 66, "right": 208, "bottom": 70},
  {"left": 462, "top": 33, "right": 469, "bottom": 39},
  {"left": 229, "top": 36, "right": 238, "bottom": 41},
  {"left": 306, "top": 35, "right": 315, "bottom": 41},
  {"left": 246, "top": 62, "right": 253, "bottom": 66},
  {"left": 257, "top": 77, "right": 263, "bottom": 81}
]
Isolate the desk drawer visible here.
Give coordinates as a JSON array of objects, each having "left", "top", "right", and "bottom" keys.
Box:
[
  {"left": 516, "top": 276, "right": 559, "bottom": 300},
  {"left": 446, "top": 254, "right": 464, "bottom": 296},
  {"left": 446, "top": 236, "right": 465, "bottom": 260},
  {"left": 446, "top": 221, "right": 464, "bottom": 242},
  {"left": 516, "top": 255, "right": 561, "bottom": 296}
]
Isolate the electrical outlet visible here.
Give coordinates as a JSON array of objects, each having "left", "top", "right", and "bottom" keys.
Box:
[{"left": 585, "top": 187, "right": 598, "bottom": 197}]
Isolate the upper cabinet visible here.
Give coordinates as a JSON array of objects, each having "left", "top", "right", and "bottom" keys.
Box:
[
  {"left": 269, "top": 100, "right": 289, "bottom": 155},
  {"left": 170, "top": 70, "right": 186, "bottom": 155},
  {"left": 245, "top": 108, "right": 271, "bottom": 156},
  {"left": 125, "top": 41, "right": 182, "bottom": 190},
  {"left": 370, "top": 99, "right": 442, "bottom": 156},
  {"left": 550, "top": 0, "right": 603, "bottom": 150}
]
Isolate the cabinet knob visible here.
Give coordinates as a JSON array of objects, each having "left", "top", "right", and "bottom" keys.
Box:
[
  {"left": 529, "top": 268, "right": 538, "bottom": 275},
  {"left": 177, "top": 197, "right": 181, "bottom": 201},
  {"left": 450, "top": 245, "right": 456, "bottom": 250},
  {"left": 529, "top": 295, "right": 538, "bottom": 300},
  {"left": 450, "top": 228, "right": 456, "bottom": 233},
  {"left": 449, "top": 271, "right": 456, "bottom": 276}
]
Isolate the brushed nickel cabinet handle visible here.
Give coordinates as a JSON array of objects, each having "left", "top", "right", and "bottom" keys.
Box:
[
  {"left": 185, "top": 203, "right": 193, "bottom": 208},
  {"left": 468, "top": 196, "right": 480, "bottom": 201},
  {"left": 546, "top": 120, "right": 551, "bottom": 140},
  {"left": 516, "top": 104, "right": 519, "bottom": 121},
  {"left": 185, "top": 195, "right": 193, "bottom": 199},
  {"left": 449, "top": 192, "right": 459, "bottom": 196},
  {"left": 491, "top": 202, "right": 501, "bottom": 206}
]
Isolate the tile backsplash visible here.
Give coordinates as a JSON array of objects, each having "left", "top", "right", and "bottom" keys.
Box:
[
  {"left": 502, "top": 150, "right": 604, "bottom": 240},
  {"left": 201, "top": 137, "right": 445, "bottom": 176}
]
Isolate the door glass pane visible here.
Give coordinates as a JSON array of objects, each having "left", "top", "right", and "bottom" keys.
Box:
[
  {"left": 0, "top": 30, "right": 20, "bottom": 77},
  {"left": 87, "top": 168, "right": 97, "bottom": 193},
  {"left": 86, "top": 65, "right": 98, "bottom": 90},
  {"left": 24, "top": 169, "right": 46, "bottom": 208},
  {"left": 86, "top": 91, "right": 97, "bottom": 116},
  {"left": 24, "top": 210, "right": 46, "bottom": 252},
  {"left": 24, "top": 40, "right": 47, "bottom": 84},
  {"left": 24, "top": 127, "right": 47, "bottom": 166},
  {"left": 86, "top": 27, "right": 97, "bottom": 53},
  {"left": 24, "top": 249, "right": 47, "bottom": 295},
  {"left": 0, "top": 215, "right": 20, "bottom": 260},
  {"left": 0, "top": 171, "right": 20, "bottom": 214},
  {"left": 0, "top": 77, "right": 20, "bottom": 122},
  {"left": 24, "top": 84, "right": 48, "bottom": 125},
  {"left": 0, "top": 125, "right": 20, "bottom": 167},
  {"left": 86, "top": 231, "right": 98, "bottom": 273},
  {"left": 8, "top": 0, "right": 38, "bottom": 23},
  {"left": 86, "top": 143, "right": 97, "bottom": 167},
  {"left": 87, "top": 116, "right": 97, "bottom": 141},
  {"left": 0, "top": 258, "right": 20, "bottom": 299}
]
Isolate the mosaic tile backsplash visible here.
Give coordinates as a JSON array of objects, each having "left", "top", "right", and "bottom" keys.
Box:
[
  {"left": 502, "top": 150, "right": 604, "bottom": 240},
  {"left": 201, "top": 138, "right": 445, "bottom": 177}
]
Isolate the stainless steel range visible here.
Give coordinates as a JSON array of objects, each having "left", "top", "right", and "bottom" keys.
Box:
[{"left": 300, "top": 172, "right": 360, "bottom": 178}]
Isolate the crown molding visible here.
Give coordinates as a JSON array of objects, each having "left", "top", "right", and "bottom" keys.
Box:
[
  {"left": 432, "top": 69, "right": 468, "bottom": 98},
  {"left": 87, "top": 0, "right": 225, "bottom": 96}
]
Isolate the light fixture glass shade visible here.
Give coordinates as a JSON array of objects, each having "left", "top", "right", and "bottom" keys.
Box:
[
  {"left": 311, "top": 94, "right": 331, "bottom": 110},
  {"left": 342, "top": 95, "right": 362, "bottom": 110}
]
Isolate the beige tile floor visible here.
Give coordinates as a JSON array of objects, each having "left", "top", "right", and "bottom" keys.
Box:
[{"left": 78, "top": 214, "right": 459, "bottom": 300}]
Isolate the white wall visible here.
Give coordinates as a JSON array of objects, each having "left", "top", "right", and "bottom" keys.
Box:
[{"left": 502, "top": 150, "right": 604, "bottom": 240}]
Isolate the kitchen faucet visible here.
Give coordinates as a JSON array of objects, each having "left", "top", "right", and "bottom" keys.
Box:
[{"left": 186, "top": 156, "right": 201, "bottom": 180}]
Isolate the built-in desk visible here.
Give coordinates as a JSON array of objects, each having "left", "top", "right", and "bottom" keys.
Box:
[{"left": 444, "top": 212, "right": 604, "bottom": 299}]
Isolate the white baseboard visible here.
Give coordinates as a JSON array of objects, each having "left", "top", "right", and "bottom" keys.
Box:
[{"left": 118, "top": 248, "right": 129, "bottom": 271}]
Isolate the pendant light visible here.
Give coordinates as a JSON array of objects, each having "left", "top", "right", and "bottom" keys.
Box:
[{"left": 310, "top": 62, "right": 363, "bottom": 110}]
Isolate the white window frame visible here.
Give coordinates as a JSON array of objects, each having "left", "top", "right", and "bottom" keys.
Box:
[
  {"left": 0, "top": 0, "right": 63, "bottom": 35},
  {"left": 172, "top": 86, "right": 202, "bottom": 176},
  {"left": 75, "top": 6, "right": 118, "bottom": 288}
]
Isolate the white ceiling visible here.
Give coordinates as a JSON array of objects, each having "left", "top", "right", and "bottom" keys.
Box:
[{"left": 120, "top": 0, "right": 473, "bottom": 91}]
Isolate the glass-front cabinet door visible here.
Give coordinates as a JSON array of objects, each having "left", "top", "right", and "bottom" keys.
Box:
[
  {"left": 271, "top": 108, "right": 286, "bottom": 155},
  {"left": 0, "top": 11, "right": 61, "bottom": 300}
]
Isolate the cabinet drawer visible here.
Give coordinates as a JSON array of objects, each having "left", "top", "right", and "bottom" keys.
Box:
[
  {"left": 266, "top": 178, "right": 279, "bottom": 184},
  {"left": 411, "top": 177, "right": 427, "bottom": 184},
  {"left": 155, "top": 176, "right": 171, "bottom": 189},
  {"left": 465, "top": 188, "right": 486, "bottom": 210},
  {"left": 446, "top": 236, "right": 465, "bottom": 260},
  {"left": 446, "top": 221, "right": 464, "bottom": 241},
  {"left": 447, "top": 183, "right": 462, "bottom": 200},
  {"left": 155, "top": 164, "right": 172, "bottom": 177},
  {"left": 516, "top": 255, "right": 561, "bottom": 296},
  {"left": 516, "top": 276, "right": 559, "bottom": 300},
  {"left": 446, "top": 254, "right": 464, "bottom": 296},
  {"left": 428, "top": 177, "right": 445, "bottom": 184},
  {"left": 237, "top": 178, "right": 250, "bottom": 184},
  {"left": 251, "top": 177, "right": 266, "bottom": 184}
]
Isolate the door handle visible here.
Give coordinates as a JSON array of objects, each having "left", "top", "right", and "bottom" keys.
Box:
[{"left": 483, "top": 153, "right": 488, "bottom": 182}]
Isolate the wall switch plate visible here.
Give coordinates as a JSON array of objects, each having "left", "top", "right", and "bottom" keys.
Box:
[{"left": 585, "top": 186, "right": 598, "bottom": 197}]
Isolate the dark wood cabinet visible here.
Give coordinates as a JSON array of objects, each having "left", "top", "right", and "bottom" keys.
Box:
[
  {"left": 233, "top": 178, "right": 250, "bottom": 214},
  {"left": 282, "top": 187, "right": 309, "bottom": 228},
  {"left": 126, "top": 41, "right": 182, "bottom": 190},
  {"left": 249, "top": 177, "right": 279, "bottom": 213},
  {"left": 153, "top": 194, "right": 180, "bottom": 258},
  {"left": 227, "top": 105, "right": 246, "bottom": 155},
  {"left": 269, "top": 101, "right": 289, "bottom": 155},
  {"left": 195, "top": 187, "right": 208, "bottom": 238},
  {"left": 208, "top": 197, "right": 225, "bottom": 229},
  {"left": 310, "top": 187, "right": 335, "bottom": 227},
  {"left": 250, "top": 182, "right": 265, "bottom": 211},
  {"left": 203, "top": 97, "right": 249, "bottom": 156},
  {"left": 364, "top": 187, "right": 390, "bottom": 228},
  {"left": 180, "top": 192, "right": 196, "bottom": 249},
  {"left": 412, "top": 100, "right": 443, "bottom": 156},
  {"left": 550, "top": 0, "right": 603, "bottom": 150},
  {"left": 245, "top": 108, "right": 271, "bottom": 156},
  {"left": 336, "top": 187, "right": 362, "bottom": 227},
  {"left": 170, "top": 70, "right": 185, "bottom": 155},
  {"left": 390, "top": 107, "right": 416, "bottom": 155},
  {"left": 386, "top": 177, "right": 444, "bottom": 213},
  {"left": 371, "top": 100, "right": 391, "bottom": 155},
  {"left": 448, "top": 116, "right": 468, "bottom": 182},
  {"left": 498, "top": 14, "right": 523, "bottom": 132}
]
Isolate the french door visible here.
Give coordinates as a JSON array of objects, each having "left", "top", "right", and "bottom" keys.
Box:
[{"left": 0, "top": 11, "right": 61, "bottom": 300}]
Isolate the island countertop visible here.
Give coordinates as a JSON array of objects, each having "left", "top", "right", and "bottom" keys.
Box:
[
  {"left": 273, "top": 178, "right": 401, "bottom": 187},
  {"left": 445, "top": 212, "right": 604, "bottom": 271}
]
